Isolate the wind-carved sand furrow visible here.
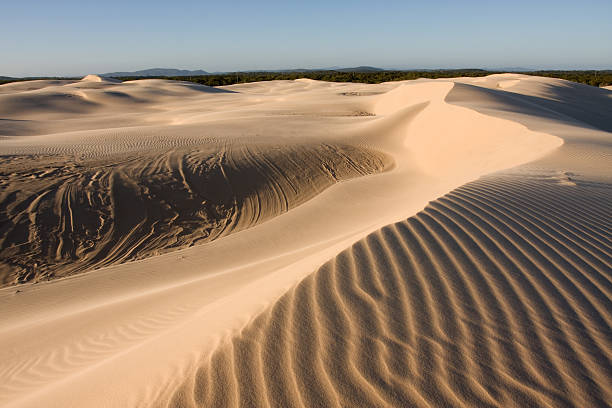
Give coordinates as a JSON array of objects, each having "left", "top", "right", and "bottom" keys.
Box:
[
  {"left": 439, "top": 191, "right": 611, "bottom": 402},
  {"left": 450, "top": 186, "right": 612, "bottom": 300},
  {"left": 282, "top": 283, "right": 308, "bottom": 408},
  {"left": 338, "top": 246, "right": 401, "bottom": 405},
  {"left": 487, "top": 178, "right": 612, "bottom": 239},
  {"left": 396, "top": 220, "right": 488, "bottom": 406},
  {"left": 466, "top": 194, "right": 610, "bottom": 292},
  {"left": 377, "top": 227, "right": 424, "bottom": 381},
  {"left": 289, "top": 275, "right": 335, "bottom": 407},
  {"left": 366, "top": 228, "right": 422, "bottom": 402},
  {"left": 431, "top": 196, "right": 612, "bottom": 359},
  {"left": 0, "top": 142, "right": 390, "bottom": 285},
  {"left": 462, "top": 183, "right": 612, "bottom": 281},
  {"left": 242, "top": 145, "right": 291, "bottom": 214},
  {"left": 455, "top": 185, "right": 612, "bottom": 325},
  {"left": 0, "top": 302, "right": 199, "bottom": 401},
  {"left": 407, "top": 214, "right": 482, "bottom": 404},
  {"left": 414, "top": 211, "right": 502, "bottom": 406},
  {"left": 317, "top": 254, "right": 384, "bottom": 407},
  {"left": 165, "top": 170, "right": 612, "bottom": 407},
  {"left": 347, "top": 241, "right": 412, "bottom": 404},
  {"left": 432, "top": 194, "right": 594, "bottom": 403},
  {"left": 231, "top": 325, "right": 267, "bottom": 407},
  {"left": 390, "top": 222, "right": 463, "bottom": 407},
  {"left": 475, "top": 178, "right": 612, "bottom": 242},
  {"left": 403, "top": 217, "right": 477, "bottom": 407},
  {"left": 474, "top": 217, "right": 608, "bottom": 386},
  {"left": 480, "top": 173, "right": 612, "bottom": 219},
  {"left": 470, "top": 178, "right": 612, "bottom": 251},
  {"left": 477, "top": 181, "right": 612, "bottom": 268},
  {"left": 444, "top": 182, "right": 612, "bottom": 403},
  {"left": 451, "top": 185, "right": 612, "bottom": 379},
  {"left": 309, "top": 270, "right": 344, "bottom": 408},
  {"left": 417, "top": 204, "right": 528, "bottom": 404},
  {"left": 447, "top": 186, "right": 612, "bottom": 337},
  {"left": 260, "top": 289, "right": 302, "bottom": 408}
]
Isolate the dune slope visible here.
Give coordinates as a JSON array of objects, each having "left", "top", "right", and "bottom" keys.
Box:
[
  {"left": 171, "top": 170, "right": 611, "bottom": 408},
  {"left": 164, "top": 76, "right": 612, "bottom": 408},
  {"left": 0, "top": 141, "right": 388, "bottom": 285},
  {"left": 0, "top": 75, "right": 394, "bottom": 285},
  {"left": 0, "top": 74, "right": 610, "bottom": 408}
]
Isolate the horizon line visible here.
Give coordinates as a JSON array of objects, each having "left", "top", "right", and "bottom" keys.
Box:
[{"left": 4, "top": 66, "right": 612, "bottom": 79}]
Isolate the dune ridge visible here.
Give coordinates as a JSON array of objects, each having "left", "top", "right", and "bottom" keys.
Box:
[
  {"left": 160, "top": 75, "right": 612, "bottom": 408},
  {"left": 0, "top": 74, "right": 610, "bottom": 407},
  {"left": 166, "top": 168, "right": 612, "bottom": 408}
]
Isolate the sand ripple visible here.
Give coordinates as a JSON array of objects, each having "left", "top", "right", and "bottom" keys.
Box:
[
  {"left": 168, "top": 173, "right": 612, "bottom": 408},
  {"left": 0, "top": 142, "right": 390, "bottom": 285}
]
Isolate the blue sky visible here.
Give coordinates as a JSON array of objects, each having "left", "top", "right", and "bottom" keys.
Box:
[{"left": 2, "top": 0, "right": 611, "bottom": 76}]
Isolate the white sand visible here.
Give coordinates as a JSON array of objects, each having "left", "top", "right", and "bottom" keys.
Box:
[{"left": 0, "top": 74, "right": 610, "bottom": 407}]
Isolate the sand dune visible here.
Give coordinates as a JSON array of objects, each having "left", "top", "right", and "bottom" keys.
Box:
[
  {"left": 0, "top": 76, "right": 392, "bottom": 285},
  {"left": 0, "top": 141, "right": 388, "bottom": 285},
  {"left": 0, "top": 74, "right": 610, "bottom": 407},
  {"left": 170, "top": 170, "right": 611, "bottom": 408}
]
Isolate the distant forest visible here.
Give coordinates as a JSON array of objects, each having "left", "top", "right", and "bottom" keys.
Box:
[{"left": 2, "top": 70, "right": 611, "bottom": 87}]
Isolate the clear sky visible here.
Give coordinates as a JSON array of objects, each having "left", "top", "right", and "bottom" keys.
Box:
[{"left": 2, "top": 0, "right": 611, "bottom": 77}]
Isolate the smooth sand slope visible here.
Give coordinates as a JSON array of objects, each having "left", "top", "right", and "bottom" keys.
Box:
[{"left": 0, "top": 74, "right": 610, "bottom": 407}]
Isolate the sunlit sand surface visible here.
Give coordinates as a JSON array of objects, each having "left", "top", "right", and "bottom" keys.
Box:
[{"left": 0, "top": 74, "right": 610, "bottom": 407}]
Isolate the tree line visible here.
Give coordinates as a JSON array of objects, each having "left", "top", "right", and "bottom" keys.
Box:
[{"left": 2, "top": 70, "right": 611, "bottom": 87}]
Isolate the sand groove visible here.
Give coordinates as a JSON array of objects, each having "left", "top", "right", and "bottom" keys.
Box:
[
  {"left": 0, "top": 142, "right": 390, "bottom": 285},
  {"left": 0, "top": 302, "right": 196, "bottom": 399},
  {"left": 167, "top": 172, "right": 612, "bottom": 408}
]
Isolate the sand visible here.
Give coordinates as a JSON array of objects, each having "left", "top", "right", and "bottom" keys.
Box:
[{"left": 0, "top": 74, "right": 610, "bottom": 407}]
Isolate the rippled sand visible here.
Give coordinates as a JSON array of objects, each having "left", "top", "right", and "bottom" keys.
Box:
[{"left": 0, "top": 74, "right": 610, "bottom": 407}]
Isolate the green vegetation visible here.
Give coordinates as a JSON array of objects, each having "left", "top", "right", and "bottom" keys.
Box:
[
  {"left": 114, "top": 70, "right": 612, "bottom": 88},
  {"left": 0, "top": 77, "right": 78, "bottom": 86},
  {"left": 1, "top": 70, "right": 611, "bottom": 87},
  {"left": 524, "top": 70, "right": 612, "bottom": 87},
  {"left": 115, "top": 69, "right": 494, "bottom": 86}
]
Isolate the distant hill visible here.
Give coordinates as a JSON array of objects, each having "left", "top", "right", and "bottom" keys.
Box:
[
  {"left": 101, "top": 68, "right": 209, "bottom": 77},
  {"left": 101, "top": 67, "right": 386, "bottom": 77},
  {"left": 277, "top": 66, "right": 385, "bottom": 73},
  {"left": 0, "top": 76, "right": 16, "bottom": 84},
  {"left": 333, "top": 66, "right": 385, "bottom": 72},
  {"left": 492, "top": 67, "right": 534, "bottom": 72}
]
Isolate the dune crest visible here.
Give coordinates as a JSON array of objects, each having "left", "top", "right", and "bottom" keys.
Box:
[
  {"left": 81, "top": 74, "right": 105, "bottom": 82},
  {"left": 169, "top": 170, "right": 612, "bottom": 408},
  {"left": 162, "top": 76, "right": 612, "bottom": 408}
]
